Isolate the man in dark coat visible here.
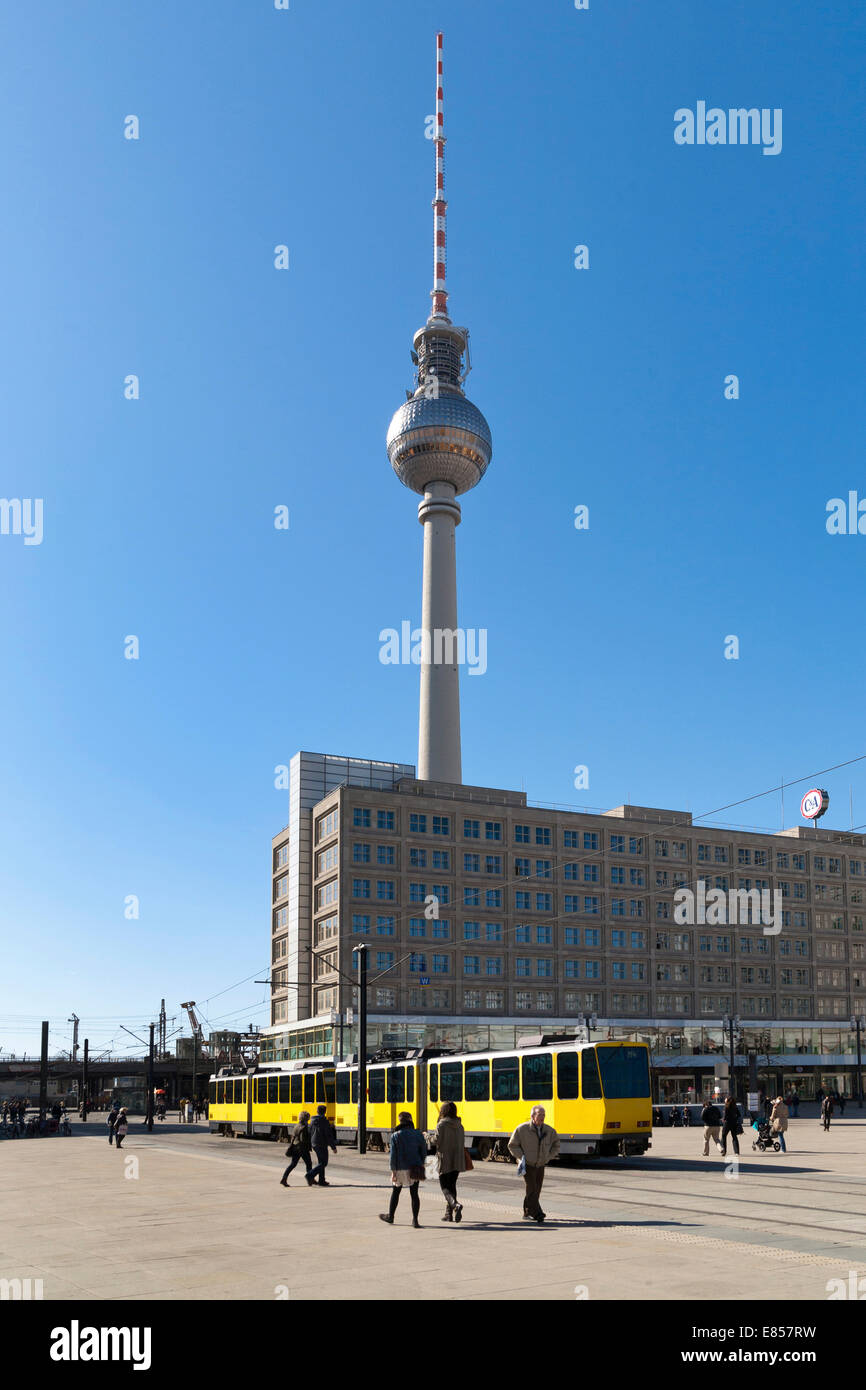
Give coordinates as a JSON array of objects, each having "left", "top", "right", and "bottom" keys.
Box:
[{"left": 307, "top": 1105, "right": 338, "bottom": 1187}]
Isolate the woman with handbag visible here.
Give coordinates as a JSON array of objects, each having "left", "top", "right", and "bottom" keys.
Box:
[
  {"left": 114, "top": 1108, "right": 129, "bottom": 1150},
  {"left": 769, "top": 1095, "right": 788, "bottom": 1152},
  {"left": 434, "top": 1100, "right": 468, "bottom": 1224},
  {"left": 280, "top": 1110, "right": 312, "bottom": 1186},
  {"left": 379, "top": 1111, "right": 427, "bottom": 1228},
  {"left": 719, "top": 1095, "right": 741, "bottom": 1157}
]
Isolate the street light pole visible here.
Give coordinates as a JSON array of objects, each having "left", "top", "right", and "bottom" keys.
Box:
[
  {"left": 146, "top": 1024, "right": 154, "bottom": 1133},
  {"left": 82, "top": 1039, "right": 89, "bottom": 1122},
  {"left": 354, "top": 944, "right": 368, "bottom": 1156},
  {"left": 852, "top": 1015, "right": 864, "bottom": 1109}
]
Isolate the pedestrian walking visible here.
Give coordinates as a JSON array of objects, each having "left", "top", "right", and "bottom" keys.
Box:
[
  {"left": 719, "top": 1096, "right": 741, "bottom": 1157},
  {"left": 107, "top": 1103, "right": 119, "bottom": 1146},
  {"left": 700, "top": 1099, "right": 723, "bottom": 1155},
  {"left": 280, "top": 1111, "right": 313, "bottom": 1185},
  {"left": 507, "top": 1104, "right": 560, "bottom": 1223},
  {"left": 307, "top": 1105, "right": 338, "bottom": 1187},
  {"left": 821, "top": 1094, "right": 833, "bottom": 1131},
  {"left": 769, "top": 1095, "right": 789, "bottom": 1153},
  {"left": 433, "top": 1100, "right": 468, "bottom": 1222},
  {"left": 838, "top": 1093, "right": 847, "bottom": 1116},
  {"left": 379, "top": 1111, "right": 427, "bottom": 1228},
  {"left": 789, "top": 1088, "right": 800, "bottom": 1118},
  {"left": 114, "top": 1109, "right": 129, "bottom": 1150}
]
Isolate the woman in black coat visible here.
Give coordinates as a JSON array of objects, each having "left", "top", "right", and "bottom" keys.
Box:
[
  {"left": 719, "top": 1095, "right": 740, "bottom": 1156},
  {"left": 280, "top": 1111, "right": 312, "bottom": 1185}
]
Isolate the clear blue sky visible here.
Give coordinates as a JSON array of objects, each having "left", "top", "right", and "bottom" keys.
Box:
[{"left": 2, "top": 0, "right": 865, "bottom": 1056}]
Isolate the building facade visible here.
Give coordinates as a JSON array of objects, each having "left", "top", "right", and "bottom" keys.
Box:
[{"left": 264, "top": 758, "right": 866, "bottom": 1099}]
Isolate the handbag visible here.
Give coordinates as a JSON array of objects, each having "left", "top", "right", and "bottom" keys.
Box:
[{"left": 463, "top": 1147, "right": 474, "bottom": 1171}]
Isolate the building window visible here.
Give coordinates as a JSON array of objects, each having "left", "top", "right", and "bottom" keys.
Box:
[
  {"left": 410, "top": 813, "right": 427, "bottom": 833},
  {"left": 463, "top": 956, "right": 480, "bottom": 975},
  {"left": 463, "top": 990, "right": 481, "bottom": 1008},
  {"left": 516, "top": 957, "right": 531, "bottom": 977},
  {"left": 352, "top": 879, "right": 370, "bottom": 898},
  {"left": 485, "top": 821, "right": 502, "bottom": 841},
  {"left": 536, "top": 958, "right": 553, "bottom": 978},
  {"left": 464, "top": 853, "right": 480, "bottom": 873},
  {"left": 486, "top": 888, "right": 503, "bottom": 908},
  {"left": 376, "top": 880, "right": 395, "bottom": 901},
  {"left": 516, "top": 857, "right": 531, "bottom": 877},
  {"left": 515, "top": 824, "right": 530, "bottom": 843},
  {"left": 485, "top": 855, "right": 503, "bottom": 874},
  {"left": 377, "top": 810, "right": 395, "bottom": 831},
  {"left": 376, "top": 951, "right": 395, "bottom": 971},
  {"left": 564, "top": 927, "right": 580, "bottom": 946},
  {"left": 353, "top": 808, "right": 371, "bottom": 828},
  {"left": 377, "top": 844, "right": 395, "bottom": 866},
  {"left": 432, "top": 849, "right": 450, "bottom": 870},
  {"left": 433, "top": 815, "right": 450, "bottom": 835},
  {"left": 317, "top": 880, "right": 339, "bottom": 908},
  {"left": 464, "top": 819, "right": 480, "bottom": 839},
  {"left": 409, "top": 953, "right": 426, "bottom": 973},
  {"left": 485, "top": 957, "right": 503, "bottom": 976},
  {"left": 515, "top": 924, "right": 531, "bottom": 943},
  {"left": 515, "top": 891, "right": 531, "bottom": 911},
  {"left": 352, "top": 914, "right": 370, "bottom": 934},
  {"left": 273, "top": 936, "right": 287, "bottom": 960},
  {"left": 536, "top": 991, "right": 554, "bottom": 1011},
  {"left": 316, "top": 809, "right": 338, "bottom": 841},
  {"left": 353, "top": 844, "right": 370, "bottom": 864},
  {"left": 535, "top": 826, "right": 552, "bottom": 846},
  {"left": 410, "top": 847, "right": 427, "bottom": 868},
  {"left": 273, "top": 906, "right": 288, "bottom": 931},
  {"left": 432, "top": 954, "right": 449, "bottom": 974},
  {"left": 409, "top": 919, "right": 426, "bottom": 938},
  {"left": 485, "top": 922, "right": 502, "bottom": 942},
  {"left": 375, "top": 987, "right": 396, "bottom": 1008},
  {"left": 564, "top": 831, "right": 580, "bottom": 849},
  {"left": 485, "top": 990, "right": 504, "bottom": 1010},
  {"left": 464, "top": 887, "right": 481, "bottom": 907},
  {"left": 274, "top": 875, "right": 289, "bottom": 900},
  {"left": 432, "top": 919, "right": 450, "bottom": 939},
  {"left": 275, "top": 843, "right": 289, "bottom": 868},
  {"left": 463, "top": 921, "right": 480, "bottom": 940},
  {"left": 516, "top": 991, "right": 533, "bottom": 1010},
  {"left": 535, "top": 893, "right": 552, "bottom": 912}
]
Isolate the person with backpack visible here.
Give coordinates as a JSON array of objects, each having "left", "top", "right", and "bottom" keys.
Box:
[
  {"left": 700, "top": 1098, "right": 723, "bottom": 1155},
  {"left": 114, "top": 1109, "right": 129, "bottom": 1149},
  {"left": 307, "top": 1105, "right": 338, "bottom": 1187},
  {"left": 280, "top": 1111, "right": 312, "bottom": 1185},
  {"left": 379, "top": 1112, "right": 428, "bottom": 1228},
  {"left": 107, "top": 1103, "right": 119, "bottom": 1146}
]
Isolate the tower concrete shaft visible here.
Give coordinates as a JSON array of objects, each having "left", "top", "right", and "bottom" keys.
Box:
[
  {"left": 418, "top": 482, "right": 462, "bottom": 783},
  {"left": 385, "top": 32, "right": 492, "bottom": 786}
]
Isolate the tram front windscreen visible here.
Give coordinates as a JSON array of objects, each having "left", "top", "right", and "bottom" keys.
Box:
[{"left": 596, "top": 1046, "right": 651, "bottom": 1099}]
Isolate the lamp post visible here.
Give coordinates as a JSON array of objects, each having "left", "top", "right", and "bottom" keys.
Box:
[
  {"left": 851, "top": 1015, "right": 865, "bottom": 1109},
  {"left": 723, "top": 1014, "right": 740, "bottom": 1103},
  {"left": 353, "top": 944, "right": 368, "bottom": 1155}
]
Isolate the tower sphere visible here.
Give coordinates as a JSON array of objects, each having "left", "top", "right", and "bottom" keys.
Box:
[{"left": 386, "top": 387, "right": 492, "bottom": 496}]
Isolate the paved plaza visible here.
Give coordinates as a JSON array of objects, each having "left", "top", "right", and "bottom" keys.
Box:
[{"left": 3, "top": 1112, "right": 865, "bottom": 1301}]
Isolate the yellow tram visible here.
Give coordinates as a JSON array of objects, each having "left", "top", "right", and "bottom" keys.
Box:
[{"left": 209, "top": 1038, "right": 652, "bottom": 1159}]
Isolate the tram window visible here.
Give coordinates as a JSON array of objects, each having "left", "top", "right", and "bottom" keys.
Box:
[
  {"left": 227, "top": 1081, "right": 235, "bottom": 1104},
  {"left": 407, "top": 1068, "right": 414, "bottom": 1102},
  {"left": 556, "top": 1051, "right": 579, "bottom": 1100},
  {"left": 429, "top": 1064, "right": 439, "bottom": 1102},
  {"left": 465, "top": 1059, "right": 490, "bottom": 1102},
  {"left": 268, "top": 1076, "right": 278, "bottom": 1104},
  {"left": 315, "top": 1072, "right": 325, "bottom": 1102},
  {"left": 597, "top": 1046, "right": 651, "bottom": 1099},
  {"left": 351, "top": 1071, "right": 358, "bottom": 1103},
  {"left": 336, "top": 1071, "right": 350, "bottom": 1105},
  {"left": 387, "top": 1067, "right": 405, "bottom": 1103},
  {"left": 216, "top": 1081, "right": 224, "bottom": 1105},
  {"left": 522, "top": 1054, "right": 552, "bottom": 1101},
  {"left": 581, "top": 1048, "right": 603, "bottom": 1099},
  {"left": 291, "top": 1074, "right": 303, "bottom": 1104},
  {"left": 304, "top": 1074, "right": 315, "bottom": 1103},
  {"left": 209, "top": 1082, "right": 217, "bottom": 1104},
  {"left": 323, "top": 1071, "right": 335, "bottom": 1103},
  {"left": 440, "top": 1062, "right": 463, "bottom": 1102},
  {"left": 236, "top": 1081, "right": 244, "bottom": 1104},
  {"left": 492, "top": 1055, "right": 519, "bottom": 1101},
  {"left": 369, "top": 1068, "right": 385, "bottom": 1103},
  {"left": 279, "top": 1075, "right": 290, "bottom": 1103},
  {"left": 240, "top": 1081, "right": 247, "bottom": 1103}
]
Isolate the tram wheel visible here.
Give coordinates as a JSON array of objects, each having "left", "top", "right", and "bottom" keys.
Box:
[{"left": 476, "top": 1138, "right": 492, "bottom": 1161}]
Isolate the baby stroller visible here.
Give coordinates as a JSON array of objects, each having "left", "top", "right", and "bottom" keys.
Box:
[{"left": 751, "top": 1118, "right": 781, "bottom": 1153}]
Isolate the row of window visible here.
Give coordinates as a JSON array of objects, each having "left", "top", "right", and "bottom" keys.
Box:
[{"left": 330, "top": 812, "right": 866, "bottom": 879}]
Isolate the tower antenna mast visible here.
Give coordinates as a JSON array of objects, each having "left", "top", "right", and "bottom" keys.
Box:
[{"left": 432, "top": 32, "right": 448, "bottom": 320}]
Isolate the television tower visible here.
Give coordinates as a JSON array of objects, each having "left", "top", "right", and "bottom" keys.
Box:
[{"left": 386, "top": 32, "right": 493, "bottom": 784}]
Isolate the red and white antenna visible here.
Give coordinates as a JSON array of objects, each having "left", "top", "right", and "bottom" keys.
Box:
[{"left": 431, "top": 32, "right": 448, "bottom": 319}]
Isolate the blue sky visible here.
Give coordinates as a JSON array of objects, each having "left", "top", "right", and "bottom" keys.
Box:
[{"left": 2, "top": 0, "right": 865, "bottom": 1056}]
